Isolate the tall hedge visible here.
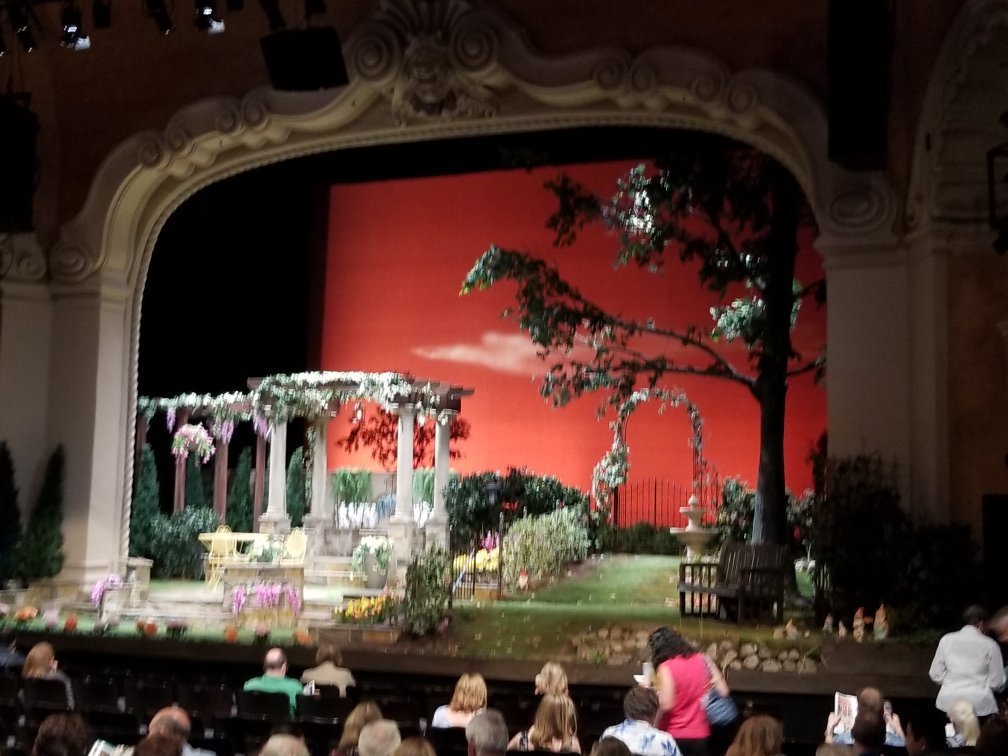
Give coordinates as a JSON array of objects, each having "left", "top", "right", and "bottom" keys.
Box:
[
  {"left": 0, "top": 442, "right": 22, "bottom": 585},
  {"left": 130, "top": 444, "right": 161, "bottom": 559},
  {"left": 285, "top": 446, "right": 306, "bottom": 528},
  {"left": 226, "top": 446, "right": 253, "bottom": 532},
  {"left": 19, "top": 446, "right": 65, "bottom": 581}
]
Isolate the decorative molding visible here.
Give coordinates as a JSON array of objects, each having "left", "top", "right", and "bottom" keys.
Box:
[
  {"left": 0, "top": 232, "right": 47, "bottom": 282},
  {"left": 906, "top": 0, "right": 1008, "bottom": 230}
]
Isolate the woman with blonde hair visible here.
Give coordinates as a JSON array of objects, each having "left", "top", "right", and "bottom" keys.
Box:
[
  {"left": 431, "top": 673, "right": 487, "bottom": 728},
  {"left": 332, "top": 701, "right": 383, "bottom": 756},
  {"left": 534, "top": 662, "right": 568, "bottom": 696},
  {"left": 508, "top": 693, "right": 581, "bottom": 753},
  {"left": 947, "top": 700, "right": 981, "bottom": 748},
  {"left": 22, "top": 642, "right": 74, "bottom": 710},
  {"left": 724, "top": 715, "right": 783, "bottom": 756}
]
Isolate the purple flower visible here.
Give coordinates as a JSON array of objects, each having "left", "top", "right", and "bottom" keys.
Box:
[
  {"left": 231, "top": 585, "right": 247, "bottom": 615},
  {"left": 166, "top": 407, "right": 176, "bottom": 432},
  {"left": 285, "top": 585, "right": 302, "bottom": 615}
]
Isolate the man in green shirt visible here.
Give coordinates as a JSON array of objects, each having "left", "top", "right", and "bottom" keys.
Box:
[{"left": 243, "top": 647, "right": 304, "bottom": 715}]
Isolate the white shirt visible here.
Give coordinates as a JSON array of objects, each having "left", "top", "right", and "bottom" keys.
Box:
[{"left": 928, "top": 624, "right": 1006, "bottom": 716}]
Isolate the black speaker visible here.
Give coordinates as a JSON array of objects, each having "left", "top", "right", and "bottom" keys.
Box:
[
  {"left": 0, "top": 95, "right": 39, "bottom": 232},
  {"left": 260, "top": 27, "right": 349, "bottom": 92},
  {"left": 828, "top": 0, "right": 892, "bottom": 171}
]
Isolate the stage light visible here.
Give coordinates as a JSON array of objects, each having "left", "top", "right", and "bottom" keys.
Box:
[
  {"left": 258, "top": 0, "right": 285, "bottom": 30},
  {"left": 92, "top": 0, "right": 112, "bottom": 29},
  {"left": 60, "top": 4, "right": 91, "bottom": 50},
  {"left": 194, "top": 0, "right": 224, "bottom": 33},
  {"left": 8, "top": 3, "right": 36, "bottom": 53},
  {"left": 144, "top": 0, "right": 175, "bottom": 34}
]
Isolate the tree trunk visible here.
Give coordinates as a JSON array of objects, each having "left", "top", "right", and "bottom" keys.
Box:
[{"left": 751, "top": 162, "right": 801, "bottom": 545}]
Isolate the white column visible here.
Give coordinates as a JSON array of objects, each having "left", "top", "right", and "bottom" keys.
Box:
[
  {"left": 260, "top": 419, "right": 290, "bottom": 534},
  {"left": 427, "top": 410, "right": 453, "bottom": 549},
  {"left": 309, "top": 417, "right": 330, "bottom": 519},
  {"left": 394, "top": 404, "right": 415, "bottom": 521}
]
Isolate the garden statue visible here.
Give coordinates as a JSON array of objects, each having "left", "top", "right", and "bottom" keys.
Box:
[
  {"left": 785, "top": 619, "right": 799, "bottom": 639},
  {"left": 873, "top": 605, "right": 889, "bottom": 640},
  {"left": 838, "top": 621, "right": 847, "bottom": 638},
  {"left": 822, "top": 614, "right": 834, "bottom": 634},
  {"left": 852, "top": 608, "right": 865, "bottom": 642}
]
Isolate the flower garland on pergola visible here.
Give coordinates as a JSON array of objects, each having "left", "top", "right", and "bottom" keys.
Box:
[{"left": 591, "top": 387, "right": 707, "bottom": 510}]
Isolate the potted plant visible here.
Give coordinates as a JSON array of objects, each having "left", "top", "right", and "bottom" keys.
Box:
[{"left": 351, "top": 535, "right": 392, "bottom": 589}]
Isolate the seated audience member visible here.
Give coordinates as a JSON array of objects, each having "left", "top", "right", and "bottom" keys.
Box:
[
  {"left": 824, "top": 686, "right": 905, "bottom": 747},
  {"left": 358, "top": 720, "right": 402, "bottom": 756},
  {"left": 431, "top": 673, "right": 487, "bottom": 728},
  {"left": 243, "top": 647, "right": 303, "bottom": 716},
  {"left": 601, "top": 686, "right": 681, "bottom": 756},
  {"left": 391, "top": 737, "right": 436, "bottom": 756},
  {"left": 814, "top": 747, "right": 851, "bottom": 756},
  {"left": 947, "top": 699, "right": 981, "bottom": 748},
  {"left": 332, "top": 702, "right": 383, "bottom": 756},
  {"left": 589, "top": 739, "right": 631, "bottom": 756},
  {"left": 850, "top": 710, "right": 886, "bottom": 756},
  {"left": 976, "top": 714, "right": 1008, "bottom": 756},
  {"left": 33, "top": 713, "right": 91, "bottom": 756},
  {"left": 259, "top": 734, "right": 310, "bottom": 756},
  {"left": 724, "top": 715, "right": 783, "bottom": 756},
  {"left": 22, "top": 642, "right": 75, "bottom": 710},
  {"left": 147, "top": 706, "right": 214, "bottom": 756},
  {"left": 901, "top": 716, "right": 949, "bottom": 756},
  {"left": 133, "top": 734, "right": 182, "bottom": 756},
  {"left": 300, "top": 643, "right": 356, "bottom": 698},
  {"left": 466, "top": 709, "right": 509, "bottom": 756},
  {"left": 535, "top": 662, "right": 569, "bottom": 696},
  {"left": 507, "top": 693, "right": 581, "bottom": 754}
]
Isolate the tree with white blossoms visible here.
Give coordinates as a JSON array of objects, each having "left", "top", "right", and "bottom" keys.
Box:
[{"left": 462, "top": 149, "right": 823, "bottom": 545}]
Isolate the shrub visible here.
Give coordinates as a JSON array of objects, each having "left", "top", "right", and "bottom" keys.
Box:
[
  {"left": 184, "top": 455, "right": 208, "bottom": 510},
  {"left": 285, "top": 446, "right": 306, "bottom": 528},
  {"left": 0, "top": 442, "right": 23, "bottom": 585},
  {"left": 403, "top": 545, "right": 451, "bottom": 636},
  {"left": 412, "top": 468, "right": 435, "bottom": 505},
  {"left": 18, "top": 446, "right": 65, "bottom": 581},
  {"left": 711, "top": 477, "right": 815, "bottom": 557},
  {"left": 609, "top": 521, "right": 680, "bottom": 554},
  {"left": 501, "top": 507, "right": 589, "bottom": 586},
  {"left": 331, "top": 469, "right": 372, "bottom": 503},
  {"left": 130, "top": 444, "right": 162, "bottom": 559},
  {"left": 150, "top": 506, "right": 220, "bottom": 579},
  {"left": 226, "top": 447, "right": 254, "bottom": 532}
]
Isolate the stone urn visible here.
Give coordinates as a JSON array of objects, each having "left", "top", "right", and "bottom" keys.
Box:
[
  {"left": 363, "top": 552, "right": 388, "bottom": 590},
  {"left": 670, "top": 494, "right": 715, "bottom": 561}
]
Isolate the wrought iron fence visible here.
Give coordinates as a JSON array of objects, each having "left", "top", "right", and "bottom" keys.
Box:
[{"left": 610, "top": 473, "right": 721, "bottom": 529}]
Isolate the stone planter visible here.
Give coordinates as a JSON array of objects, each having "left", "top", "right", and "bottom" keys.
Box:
[{"left": 363, "top": 553, "right": 388, "bottom": 590}]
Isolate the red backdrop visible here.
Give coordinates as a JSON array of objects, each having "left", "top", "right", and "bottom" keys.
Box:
[{"left": 320, "top": 160, "right": 826, "bottom": 497}]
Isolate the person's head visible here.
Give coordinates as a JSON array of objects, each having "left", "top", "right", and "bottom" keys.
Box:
[
  {"left": 977, "top": 714, "right": 1008, "bottom": 756},
  {"left": 263, "top": 647, "right": 288, "bottom": 677},
  {"left": 531, "top": 693, "right": 577, "bottom": 748},
  {"left": 465, "top": 709, "right": 508, "bottom": 756},
  {"left": 590, "top": 738, "right": 631, "bottom": 756},
  {"left": 850, "top": 709, "right": 885, "bottom": 753},
  {"left": 339, "top": 701, "right": 383, "bottom": 749},
  {"left": 133, "top": 734, "right": 183, "bottom": 756},
  {"left": 31, "top": 713, "right": 91, "bottom": 756},
  {"left": 724, "top": 715, "right": 783, "bottom": 756},
  {"left": 990, "top": 606, "right": 1008, "bottom": 643},
  {"left": 856, "top": 687, "right": 884, "bottom": 713},
  {"left": 963, "top": 604, "right": 988, "bottom": 629},
  {"left": 148, "top": 706, "right": 192, "bottom": 742},
  {"left": 623, "top": 686, "right": 659, "bottom": 725},
  {"left": 259, "top": 734, "right": 310, "bottom": 756},
  {"left": 648, "top": 626, "right": 696, "bottom": 666},
  {"left": 23, "top": 642, "right": 57, "bottom": 679},
  {"left": 814, "top": 746, "right": 851, "bottom": 756},
  {"left": 450, "top": 673, "right": 488, "bottom": 713},
  {"left": 949, "top": 699, "right": 981, "bottom": 746},
  {"left": 903, "top": 716, "right": 945, "bottom": 756},
  {"left": 358, "top": 720, "right": 402, "bottom": 756},
  {"left": 392, "top": 737, "right": 435, "bottom": 756},
  {"left": 534, "top": 662, "right": 568, "bottom": 696},
  {"left": 315, "top": 643, "right": 343, "bottom": 666}
]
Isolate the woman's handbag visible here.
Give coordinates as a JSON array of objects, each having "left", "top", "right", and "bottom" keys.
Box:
[{"left": 703, "top": 689, "right": 740, "bottom": 726}]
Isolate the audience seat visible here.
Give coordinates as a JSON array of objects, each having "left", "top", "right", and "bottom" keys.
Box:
[
  {"left": 426, "top": 726, "right": 469, "bottom": 756},
  {"left": 124, "top": 677, "right": 175, "bottom": 720},
  {"left": 21, "top": 678, "right": 71, "bottom": 724},
  {"left": 296, "top": 694, "right": 352, "bottom": 723},
  {"left": 74, "top": 675, "right": 123, "bottom": 714},
  {"left": 236, "top": 690, "right": 291, "bottom": 723},
  {"left": 177, "top": 682, "right": 236, "bottom": 736}
]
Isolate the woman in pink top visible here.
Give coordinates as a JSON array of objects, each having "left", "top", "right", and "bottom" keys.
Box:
[{"left": 649, "top": 626, "right": 728, "bottom": 756}]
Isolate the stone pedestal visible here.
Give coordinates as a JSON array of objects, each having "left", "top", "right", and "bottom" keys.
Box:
[
  {"left": 425, "top": 515, "right": 449, "bottom": 551},
  {"left": 125, "top": 557, "right": 153, "bottom": 606},
  {"left": 385, "top": 516, "right": 416, "bottom": 585},
  {"left": 258, "top": 512, "right": 291, "bottom": 536}
]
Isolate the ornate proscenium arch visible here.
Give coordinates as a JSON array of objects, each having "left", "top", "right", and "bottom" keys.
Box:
[
  {"left": 41, "top": 0, "right": 898, "bottom": 577},
  {"left": 592, "top": 388, "right": 706, "bottom": 512}
]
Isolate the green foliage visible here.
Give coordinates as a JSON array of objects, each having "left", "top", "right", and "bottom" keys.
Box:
[
  {"left": 446, "top": 467, "right": 589, "bottom": 547},
  {"left": 226, "top": 447, "right": 254, "bottom": 532},
  {"left": 711, "top": 477, "right": 815, "bottom": 556},
  {"left": 351, "top": 535, "right": 392, "bottom": 574},
  {"left": 184, "top": 455, "right": 208, "bottom": 510},
  {"left": 502, "top": 508, "right": 590, "bottom": 586},
  {"left": 0, "top": 442, "right": 23, "bottom": 585},
  {"left": 285, "top": 446, "right": 306, "bottom": 528},
  {"left": 331, "top": 468, "right": 372, "bottom": 503},
  {"left": 18, "top": 446, "right": 65, "bottom": 581},
  {"left": 810, "top": 454, "right": 909, "bottom": 621},
  {"left": 150, "top": 506, "right": 220, "bottom": 579},
  {"left": 403, "top": 544, "right": 451, "bottom": 636},
  {"left": 412, "top": 468, "right": 436, "bottom": 504},
  {"left": 598, "top": 522, "right": 680, "bottom": 554},
  {"left": 130, "top": 445, "right": 162, "bottom": 559}
]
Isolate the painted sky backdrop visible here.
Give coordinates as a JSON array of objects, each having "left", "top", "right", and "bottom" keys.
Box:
[{"left": 321, "top": 160, "right": 826, "bottom": 495}]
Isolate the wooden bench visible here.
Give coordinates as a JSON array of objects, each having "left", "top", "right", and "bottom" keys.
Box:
[{"left": 678, "top": 542, "right": 790, "bottom": 623}]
